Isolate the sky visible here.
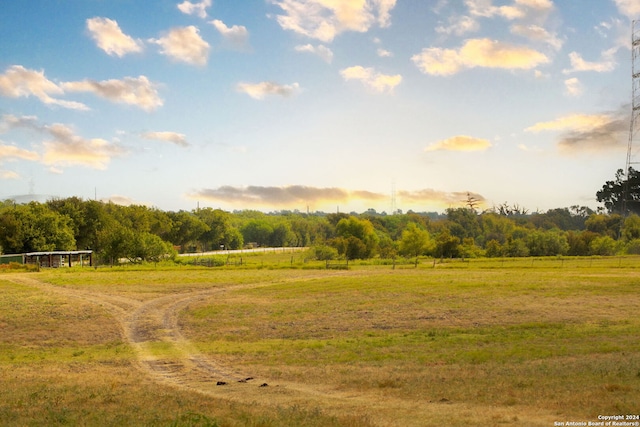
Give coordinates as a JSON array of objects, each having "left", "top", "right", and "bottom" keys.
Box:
[{"left": 1, "top": 0, "right": 639, "bottom": 214}]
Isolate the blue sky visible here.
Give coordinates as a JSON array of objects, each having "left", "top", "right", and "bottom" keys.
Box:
[{"left": 1, "top": 0, "right": 639, "bottom": 213}]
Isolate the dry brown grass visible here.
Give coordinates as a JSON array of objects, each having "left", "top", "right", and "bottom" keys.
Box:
[
  {"left": 0, "top": 277, "right": 368, "bottom": 426},
  {"left": 2, "top": 261, "right": 640, "bottom": 426}
]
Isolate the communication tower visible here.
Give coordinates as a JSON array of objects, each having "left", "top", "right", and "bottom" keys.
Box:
[{"left": 623, "top": 20, "right": 640, "bottom": 215}]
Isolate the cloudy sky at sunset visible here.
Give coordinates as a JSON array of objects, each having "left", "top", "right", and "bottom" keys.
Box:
[{"left": 1, "top": 0, "right": 639, "bottom": 213}]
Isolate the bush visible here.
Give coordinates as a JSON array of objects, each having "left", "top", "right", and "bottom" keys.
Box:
[
  {"left": 590, "top": 236, "right": 620, "bottom": 256},
  {"left": 625, "top": 239, "right": 640, "bottom": 255},
  {"left": 0, "top": 262, "right": 38, "bottom": 272},
  {"left": 307, "top": 245, "right": 339, "bottom": 261}
]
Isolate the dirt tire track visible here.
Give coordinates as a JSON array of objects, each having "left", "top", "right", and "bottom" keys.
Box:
[
  {"left": 127, "top": 288, "right": 253, "bottom": 388},
  {"left": 7, "top": 273, "right": 563, "bottom": 427}
]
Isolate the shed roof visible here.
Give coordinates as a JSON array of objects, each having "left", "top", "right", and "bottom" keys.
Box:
[{"left": 24, "top": 250, "right": 93, "bottom": 256}]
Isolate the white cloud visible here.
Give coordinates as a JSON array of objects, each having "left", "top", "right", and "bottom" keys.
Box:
[
  {"left": 436, "top": 15, "right": 480, "bottom": 36},
  {"left": 412, "top": 38, "right": 549, "bottom": 76},
  {"left": 237, "top": 81, "right": 300, "bottom": 99},
  {"left": 150, "top": 26, "right": 210, "bottom": 66},
  {"left": 562, "top": 51, "right": 616, "bottom": 74},
  {"left": 0, "top": 67, "right": 161, "bottom": 112},
  {"left": 62, "top": 76, "right": 163, "bottom": 111},
  {"left": 210, "top": 19, "right": 249, "bottom": 47},
  {"left": 376, "top": 48, "right": 393, "bottom": 57},
  {"left": 141, "top": 131, "right": 189, "bottom": 147},
  {"left": 340, "top": 66, "right": 402, "bottom": 93},
  {"left": 1, "top": 115, "right": 125, "bottom": 170},
  {"left": 0, "top": 114, "right": 42, "bottom": 133},
  {"left": 525, "top": 113, "right": 615, "bottom": 133},
  {"left": 465, "top": 0, "right": 553, "bottom": 21},
  {"left": 189, "top": 185, "right": 387, "bottom": 207},
  {"left": 270, "top": 0, "right": 398, "bottom": 42},
  {"left": 425, "top": 135, "right": 492, "bottom": 152},
  {"left": 42, "top": 124, "right": 126, "bottom": 170},
  {"left": 595, "top": 18, "right": 628, "bottom": 53},
  {"left": 514, "top": 0, "right": 554, "bottom": 12},
  {"left": 374, "top": 0, "right": 397, "bottom": 27},
  {"left": 294, "top": 44, "right": 334, "bottom": 63},
  {"left": 510, "top": 24, "right": 562, "bottom": 50},
  {"left": 0, "top": 65, "right": 89, "bottom": 110},
  {"left": 564, "top": 77, "right": 583, "bottom": 97},
  {"left": 102, "top": 195, "right": 143, "bottom": 206},
  {"left": 525, "top": 111, "right": 627, "bottom": 153},
  {"left": 534, "top": 69, "right": 549, "bottom": 79},
  {"left": 465, "top": 0, "right": 524, "bottom": 20},
  {"left": 177, "top": 0, "right": 212, "bottom": 18},
  {"left": 86, "top": 17, "right": 143, "bottom": 57},
  {"left": 517, "top": 143, "right": 543, "bottom": 153},
  {"left": 411, "top": 47, "right": 465, "bottom": 76},
  {"left": 189, "top": 184, "right": 487, "bottom": 210},
  {"left": 0, "top": 170, "right": 20, "bottom": 180},
  {"left": 613, "top": 0, "right": 640, "bottom": 18},
  {"left": 0, "top": 144, "right": 40, "bottom": 162}
]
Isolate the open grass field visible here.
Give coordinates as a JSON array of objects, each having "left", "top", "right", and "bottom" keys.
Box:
[{"left": 1, "top": 257, "right": 639, "bottom": 426}]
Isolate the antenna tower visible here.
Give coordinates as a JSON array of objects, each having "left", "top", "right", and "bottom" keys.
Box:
[{"left": 623, "top": 20, "right": 640, "bottom": 215}]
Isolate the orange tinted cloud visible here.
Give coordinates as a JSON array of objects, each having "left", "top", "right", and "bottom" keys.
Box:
[
  {"left": 525, "top": 111, "right": 627, "bottom": 153},
  {"left": 189, "top": 185, "right": 486, "bottom": 210},
  {"left": 425, "top": 135, "right": 492, "bottom": 152},
  {"left": 271, "top": 0, "right": 397, "bottom": 42},
  {"left": 412, "top": 38, "right": 549, "bottom": 76},
  {"left": 340, "top": 65, "right": 402, "bottom": 93}
]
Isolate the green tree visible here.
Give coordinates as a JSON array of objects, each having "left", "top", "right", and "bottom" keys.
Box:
[
  {"left": 0, "top": 202, "right": 75, "bottom": 253},
  {"left": 97, "top": 222, "right": 134, "bottom": 265},
  {"left": 621, "top": 214, "right": 640, "bottom": 241},
  {"left": 398, "top": 222, "right": 433, "bottom": 266},
  {"left": 485, "top": 239, "right": 503, "bottom": 257},
  {"left": 270, "top": 221, "right": 296, "bottom": 247},
  {"left": 526, "top": 229, "right": 569, "bottom": 256},
  {"left": 434, "top": 229, "right": 460, "bottom": 259},
  {"left": 446, "top": 208, "right": 481, "bottom": 240},
  {"left": 241, "top": 219, "right": 273, "bottom": 247},
  {"left": 376, "top": 231, "right": 397, "bottom": 259},
  {"left": 308, "top": 245, "right": 339, "bottom": 261},
  {"left": 334, "top": 216, "right": 379, "bottom": 259},
  {"left": 530, "top": 208, "right": 591, "bottom": 231},
  {"left": 130, "top": 232, "right": 175, "bottom": 263},
  {"left": 625, "top": 239, "right": 640, "bottom": 254},
  {"left": 480, "top": 213, "right": 516, "bottom": 246},
  {"left": 344, "top": 236, "right": 367, "bottom": 261},
  {"left": 585, "top": 214, "right": 623, "bottom": 239},
  {"left": 596, "top": 168, "right": 640, "bottom": 215},
  {"left": 566, "top": 230, "right": 599, "bottom": 256},
  {"left": 196, "top": 208, "right": 243, "bottom": 250},
  {"left": 167, "top": 211, "right": 209, "bottom": 252},
  {"left": 590, "top": 236, "right": 620, "bottom": 256},
  {"left": 503, "top": 238, "right": 529, "bottom": 257}
]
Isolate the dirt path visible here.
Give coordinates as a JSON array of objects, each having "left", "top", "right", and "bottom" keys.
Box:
[{"left": 7, "top": 274, "right": 561, "bottom": 426}]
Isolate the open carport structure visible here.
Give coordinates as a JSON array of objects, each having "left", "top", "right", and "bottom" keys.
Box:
[{"left": 23, "top": 250, "right": 93, "bottom": 268}]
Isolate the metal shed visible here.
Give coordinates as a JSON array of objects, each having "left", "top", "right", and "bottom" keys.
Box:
[{"left": 23, "top": 250, "right": 93, "bottom": 268}]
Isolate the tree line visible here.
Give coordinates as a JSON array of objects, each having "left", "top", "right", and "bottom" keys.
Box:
[{"left": 1, "top": 192, "right": 640, "bottom": 265}]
